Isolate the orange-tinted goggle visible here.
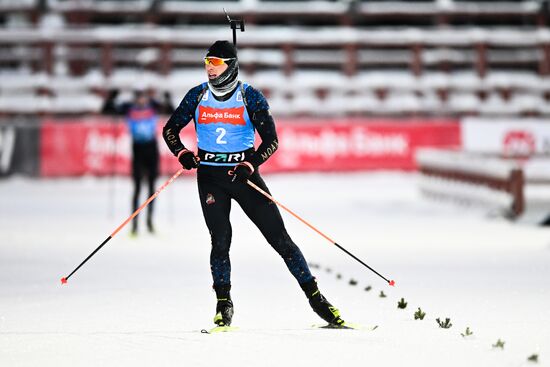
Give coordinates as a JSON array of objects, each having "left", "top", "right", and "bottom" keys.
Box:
[{"left": 204, "top": 57, "right": 233, "bottom": 66}]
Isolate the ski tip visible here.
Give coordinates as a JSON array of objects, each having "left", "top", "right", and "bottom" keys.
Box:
[
  {"left": 313, "top": 322, "right": 377, "bottom": 331},
  {"left": 389, "top": 280, "right": 395, "bottom": 287},
  {"left": 60, "top": 277, "right": 68, "bottom": 285},
  {"left": 202, "top": 325, "right": 239, "bottom": 334}
]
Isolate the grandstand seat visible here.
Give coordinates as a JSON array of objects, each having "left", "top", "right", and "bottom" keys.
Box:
[
  {"left": 239, "top": 48, "right": 285, "bottom": 68},
  {"left": 420, "top": 91, "right": 444, "bottom": 113},
  {"left": 0, "top": 95, "right": 51, "bottom": 114},
  {"left": 484, "top": 71, "right": 540, "bottom": 92},
  {"left": 348, "top": 91, "right": 381, "bottom": 114},
  {"left": 381, "top": 91, "right": 422, "bottom": 115},
  {"left": 322, "top": 90, "right": 381, "bottom": 116},
  {"left": 419, "top": 72, "right": 450, "bottom": 93},
  {"left": 268, "top": 92, "right": 292, "bottom": 117},
  {"left": 509, "top": 92, "right": 546, "bottom": 115},
  {"left": 479, "top": 92, "right": 520, "bottom": 115},
  {"left": 290, "top": 91, "right": 321, "bottom": 116},
  {"left": 162, "top": 68, "right": 206, "bottom": 94},
  {"left": 322, "top": 91, "right": 349, "bottom": 116},
  {"left": 294, "top": 49, "right": 347, "bottom": 67},
  {"left": 422, "top": 48, "right": 475, "bottom": 66},
  {"left": 107, "top": 69, "right": 162, "bottom": 90},
  {"left": 49, "top": 76, "right": 94, "bottom": 93},
  {"left": 448, "top": 71, "right": 484, "bottom": 93},
  {"left": 0, "top": 72, "right": 49, "bottom": 92},
  {"left": 446, "top": 91, "right": 480, "bottom": 115},
  {"left": 289, "top": 71, "right": 349, "bottom": 92},
  {"left": 355, "top": 71, "right": 418, "bottom": 92},
  {"left": 50, "top": 93, "right": 103, "bottom": 114},
  {"left": 250, "top": 70, "right": 293, "bottom": 93},
  {"left": 79, "top": 70, "right": 108, "bottom": 89},
  {"left": 358, "top": 49, "right": 412, "bottom": 67}
]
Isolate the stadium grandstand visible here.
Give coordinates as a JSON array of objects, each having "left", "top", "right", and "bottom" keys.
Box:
[{"left": 1, "top": 0, "right": 550, "bottom": 117}]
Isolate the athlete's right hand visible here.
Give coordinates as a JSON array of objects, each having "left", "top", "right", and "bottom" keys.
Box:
[{"left": 177, "top": 149, "right": 200, "bottom": 170}]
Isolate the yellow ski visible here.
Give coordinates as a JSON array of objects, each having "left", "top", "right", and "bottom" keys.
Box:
[
  {"left": 201, "top": 326, "right": 239, "bottom": 334},
  {"left": 312, "top": 323, "right": 378, "bottom": 331}
]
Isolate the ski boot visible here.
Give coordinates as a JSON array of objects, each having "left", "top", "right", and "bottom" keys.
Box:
[
  {"left": 130, "top": 219, "right": 138, "bottom": 238},
  {"left": 214, "top": 298, "right": 234, "bottom": 326},
  {"left": 301, "top": 279, "right": 345, "bottom": 327},
  {"left": 213, "top": 284, "right": 233, "bottom": 326},
  {"left": 146, "top": 217, "right": 155, "bottom": 234}
]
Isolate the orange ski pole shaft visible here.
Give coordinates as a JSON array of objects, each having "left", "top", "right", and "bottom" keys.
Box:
[
  {"left": 61, "top": 168, "right": 185, "bottom": 285},
  {"left": 246, "top": 179, "right": 395, "bottom": 287}
]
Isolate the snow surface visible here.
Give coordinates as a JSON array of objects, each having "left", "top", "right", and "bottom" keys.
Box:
[{"left": 0, "top": 172, "right": 549, "bottom": 367}]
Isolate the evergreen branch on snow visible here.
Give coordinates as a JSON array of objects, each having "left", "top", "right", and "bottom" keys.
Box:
[
  {"left": 436, "top": 317, "right": 452, "bottom": 329},
  {"left": 461, "top": 327, "right": 473, "bottom": 337},
  {"left": 414, "top": 308, "right": 426, "bottom": 320},
  {"left": 492, "top": 339, "right": 505, "bottom": 349}
]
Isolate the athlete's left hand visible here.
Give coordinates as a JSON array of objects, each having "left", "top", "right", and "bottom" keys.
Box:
[{"left": 230, "top": 162, "right": 255, "bottom": 183}]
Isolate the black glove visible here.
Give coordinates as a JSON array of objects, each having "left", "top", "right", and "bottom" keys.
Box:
[
  {"left": 177, "top": 149, "right": 199, "bottom": 170},
  {"left": 230, "top": 162, "right": 254, "bottom": 183}
]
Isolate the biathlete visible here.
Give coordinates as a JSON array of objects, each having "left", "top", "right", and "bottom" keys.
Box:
[
  {"left": 103, "top": 88, "right": 174, "bottom": 235},
  {"left": 162, "top": 40, "right": 345, "bottom": 327}
]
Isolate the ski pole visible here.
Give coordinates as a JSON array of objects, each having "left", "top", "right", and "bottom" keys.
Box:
[
  {"left": 61, "top": 168, "right": 185, "bottom": 285},
  {"left": 246, "top": 179, "right": 395, "bottom": 287}
]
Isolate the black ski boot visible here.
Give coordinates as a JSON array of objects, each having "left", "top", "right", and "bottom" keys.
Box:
[
  {"left": 130, "top": 219, "right": 138, "bottom": 237},
  {"left": 213, "top": 284, "right": 233, "bottom": 326},
  {"left": 301, "top": 279, "right": 345, "bottom": 326},
  {"left": 146, "top": 217, "right": 155, "bottom": 234}
]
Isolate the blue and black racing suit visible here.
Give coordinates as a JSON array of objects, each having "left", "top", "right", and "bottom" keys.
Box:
[
  {"left": 162, "top": 82, "right": 315, "bottom": 293},
  {"left": 102, "top": 92, "right": 173, "bottom": 233}
]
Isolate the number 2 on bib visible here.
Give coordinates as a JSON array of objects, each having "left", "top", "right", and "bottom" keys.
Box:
[{"left": 216, "top": 127, "right": 227, "bottom": 144}]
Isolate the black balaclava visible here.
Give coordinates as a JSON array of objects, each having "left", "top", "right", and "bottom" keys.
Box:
[{"left": 205, "top": 40, "right": 239, "bottom": 97}]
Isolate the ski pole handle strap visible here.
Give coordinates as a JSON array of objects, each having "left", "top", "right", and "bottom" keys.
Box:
[{"left": 237, "top": 161, "right": 254, "bottom": 174}]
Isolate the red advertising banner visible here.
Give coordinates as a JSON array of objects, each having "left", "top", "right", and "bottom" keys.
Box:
[
  {"left": 40, "top": 118, "right": 192, "bottom": 177},
  {"left": 40, "top": 118, "right": 460, "bottom": 177},
  {"left": 267, "top": 119, "right": 460, "bottom": 173}
]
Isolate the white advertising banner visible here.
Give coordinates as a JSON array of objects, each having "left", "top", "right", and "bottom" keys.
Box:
[{"left": 462, "top": 117, "right": 550, "bottom": 156}]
